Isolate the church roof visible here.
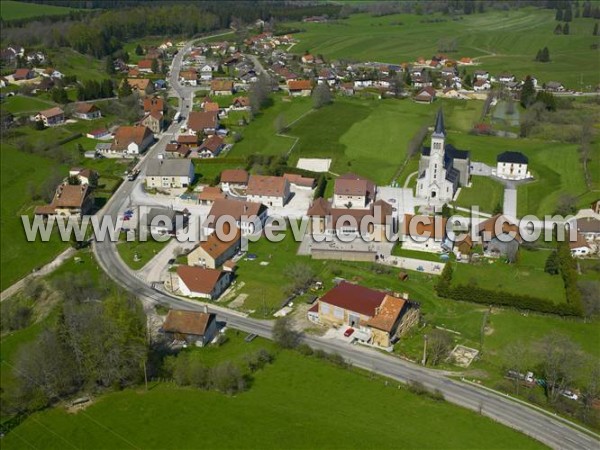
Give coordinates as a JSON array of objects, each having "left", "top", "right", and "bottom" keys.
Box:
[
  {"left": 433, "top": 109, "right": 445, "bottom": 137},
  {"left": 422, "top": 144, "right": 469, "bottom": 160}
]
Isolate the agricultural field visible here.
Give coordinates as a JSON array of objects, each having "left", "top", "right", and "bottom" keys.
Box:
[
  {"left": 1, "top": 333, "right": 545, "bottom": 450},
  {"left": 0, "top": 1, "right": 76, "bottom": 20},
  {"left": 288, "top": 9, "right": 600, "bottom": 90}
]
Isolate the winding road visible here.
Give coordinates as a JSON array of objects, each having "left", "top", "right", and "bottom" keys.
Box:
[{"left": 92, "top": 36, "right": 599, "bottom": 450}]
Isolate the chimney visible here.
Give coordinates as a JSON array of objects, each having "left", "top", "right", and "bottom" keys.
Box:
[
  {"left": 402, "top": 292, "right": 409, "bottom": 300},
  {"left": 203, "top": 304, "right": 208, "bottom": 314}
]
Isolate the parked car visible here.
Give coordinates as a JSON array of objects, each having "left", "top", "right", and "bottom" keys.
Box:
[{"left": 344, "top": 328, "right": 355, "bottom": 337}]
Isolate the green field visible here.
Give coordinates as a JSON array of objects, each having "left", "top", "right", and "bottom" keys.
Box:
[
  {"left": 1, "top": 95, "right": 56, "bottom": 115},
  {"left": 455, "top": 176, "right": 504, "bottom": 213},
  {"left": 451, "top": 249, "right": 567, "bottom": 304},
  {"left": 289, "top": 9, "right": 600, "bottom": 90},
  {"left": 47, "top": 48, "right": 107, "bottom": 81},
  {"left": 1, "top": 334, "right": 545, "bottom": 450},
  {"left": 0, "top": 1, "right": 75, "bottom": 20}
]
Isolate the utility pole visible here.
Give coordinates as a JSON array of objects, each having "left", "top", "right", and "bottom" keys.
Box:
[{"left": 421, "top": 334, "right": 428, "bottom": 366}]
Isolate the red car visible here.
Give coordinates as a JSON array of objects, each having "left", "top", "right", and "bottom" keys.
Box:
[{"left": 344, "top": 328, "right": 355, "bottom": 337}]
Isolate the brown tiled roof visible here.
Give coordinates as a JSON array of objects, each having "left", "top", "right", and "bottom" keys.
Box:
[
  {"left": 180, "top": 69, "right": 197, "bottom": 80},
  {"left": 188, "top": 111, "right": 217, "bottom": 132},
  {"left": 331, "top": 201, "right": 392, "bottom": 228},
  {"left": 112, "top": 125, "right": 152, "bottom": 151},
  {"left": 233, "top": 96, "right": 250, "bottom": 107},
  {"left": 335, "top": 178, "right": 368, "bottom": 197},
  {"left": 177, "top": 265, "right": 225, "bottom": 295},
  {"left": 74, "top": 103, "right": 98, "bottom": 114},
  {"left": 336, "top": 173, "right": 375, "bottom": 198},
  {"left": 220, "top": 169, "right": 248, "bottom": 184},
  {"left": 127, "top": 78, "right": 151, "bottom": 91},
  {"left": 199, "top": 227, "right": 241, "bottom": 259},
  {"left": 13, "top": 68, "right": 31, "bottom": 79},
  {"left": 569, "top": 233, "right": 590, "bottom": 250},
  {"left": 39, "top": 107, "right": 64, "bottom": 118},
  {"left": 476, "top": 214, "right": 521, "bottom": 242},
  {"left": 162, "top": 309, "right": 214, "bottom": 336},
  {"left": 143, "top": 97, "right": 164, "bottom": 113},
  {"left": 402, "top": 214, "right": 447, "bottom": 240},
  {"left": 307, "top": 197, "right": 330, "bottom": 217},
  {"left": 211, "top": 80, "right": 233, "bottom": 92},
  {"left": 287, "top": 79, "right": 312, "bottom": 91},
  {"left": 166, "top": 143, "right": 191, "bottom": 157},
  {"left": 177, "top": 134, "right": 198, "bottom": 145},
  {"left": 577, "top": 217, "right": 600, "bottom": 234},
  {"left": 247, "top": 175, "right": 288, "bottom": 198},
  {"left": 320, "top": 281, "right": 385, "bottom": 317},
  {"left": 198, "top": 186, "right": 226, "bottom": 202},
  {"left": 207, "top": 198, "right": 266, "bottom": 224},
  {"left": 199, "top": 135, "right": 224, "bottom": 154},
  {"left": 283, "top": 173, "right": 315, "bottom": 188},
  {"left": 365, "top": 295, "right": 407, "bottom": 332},
  {"left": 203, "top": 101, "right": 220, "bottom": 112},
  {"left": 53, "top": 183, "right": 90, "bottom": 208},
  {"left": 138, "top": 59, "right": 153, "bottom": 70}
]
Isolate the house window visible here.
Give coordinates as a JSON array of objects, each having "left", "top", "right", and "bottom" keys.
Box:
[
  {"left": 321, "top": 303, "right": 330, "bottom": 314},
  {"left": 333, "top": 307, "right": 344, "bottom": 319}
]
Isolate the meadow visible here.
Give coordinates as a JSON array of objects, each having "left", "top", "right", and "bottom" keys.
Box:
[
  {"left": 117, "top": 238, "right": 170, "bottom": 270},
  {"left": 1, "top": 333, "right": 545, "bottom": 450},
  {"left": 1, "top": 1, "right": 76, "bottom": 20},
  {"left": 288, "top": 8, "right": 600, "bottom": 90},
  {"left": 455, "top": 176, "right": 504, "bottom": 213}
]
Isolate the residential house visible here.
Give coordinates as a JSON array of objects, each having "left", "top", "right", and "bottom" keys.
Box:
[
  {"left": 544, "top": 81, "right": 565, "bottom": 92},
  {"left": 140, "top": 111, "right": 164, "bottom": 134},
  {"left": 127, "top": 78, "right": 153, "bottom": 95},
  {"left": 138, "top": 59, "right": 154, "bottom": 73},
  {"left": 35, "top": 107, "right": 65, "bottom": 127},
  {"left": 206, "top": 198, "right": 268, "bottom": 236},
  {"left": 73, "top": 103, "right": 101, "bottom": 120},
  {"left": 576, "top": 217, "right": 600, "bottom": 244},
  {"left": 211, "top": 80, "right": 234, "bottom": 96},
  {"left": 110, "top": 125, "right": 154, "bottom": 156},
  {"left": 143, "top": 97, "right": 165, "bottom": 115},
  {"left": 34, "top": 183, "right": 93, "bottom": 219},
  {"left": 246, "top": 175, "right": 291, "bottom": 207},
  {"left": 498, "top": 73, "right": 516, "bottom": 83},
  {"left": 332, "top": 173, "right": 375, "bottom": 209},
  {"left": 287, "top": 79, "right": 312, "bottom": 96},
  {"left": 474, "top": 214, "right": 521, "bottom": 257},
  {"left": 176, "top": 265, "right": 233, "bottom": 300},
  {"left": 187, "top": 111, "right": 219, "bottom": 135},
  {"left": 414, "top": 87, "right": 436, "bottom": 104},
  {"left": 42, "top": 68, "right": 63, "bottom": 79},
  {"left": 13, "top": 68, "right": 34, "bottom": 81},
  {"left": 203, "top": 101, "right": 220, "bottom": 113},
  {"left": 231, "top": 96, "right": 250, "bottom": 109},
  {"left": 187, "top": 227, "right": 241, "bottom": 268},
  {"left": 177, "top": 134, "right": 200, "bottom": 149},
  {"left": 473, "top": 70, "right": 490, "bottom": 80},
  {"left": 165, "top": 143, "right": 191, "bottom": 158},
  {"left": 473, "top": 79, "right": 491, "bottom": 91},
  {"left": 283, "top": 173, "right": 316, "bottom": 189},
  {"left": 179, "top": 69, "right": 198, "bottom": 86},
  {"left": 301, "top": 54, "right": 314, "bottom": 64},
  {"left": 161, "top": 309, "right": 218, "bottom": 347},
  {"left": 312, "top": 281, "right": 420, "bottom": 348},
  {"left": 198, "top": 186, "right": 226, "bottom": 205},
  {"left": 86, "top": 128, "right": 111, "bottom": 139},
  {"left": 68, "top": 168, "right": 98, "bottom": 186},
  {"left": 401, "top": 214, "right": 449, "bottom": 254},
  {"left": 220, "top": 169, "right": 249, "bottom": 190},
  {"left": 199, "top": 64, "right": 213, "bottom": 81},
  {"left": 569, "top": 233, "right": 591, "bottom": 257},
  {"left": 145, "top": 159, "right": 195, "bottom": 189},
  {"left": 495, "top": 151, "right": 531, "bottom": 180},
  {"left": 198, "top": 135, "right": 226, "bottom": 158}
]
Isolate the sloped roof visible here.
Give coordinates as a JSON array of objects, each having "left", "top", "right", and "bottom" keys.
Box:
[
  {"left": 497, "top": 151, "right": 528, "bottom": 164},
  {"left": 177, "top": 265, "right": 226, "bottom": 295},
  {"left": 402, "top": 215, "right": 447, "bottom": 240},
  {"left": 220, "top": 169, "right": 248, "bottom": 184},
  {"left": 211, "top": 80, "right": 233, "bottom": 91},
  {"left": 112, "top": 125, "right": 152, "bottom": 150},
  {"left": 287, "top": 79, "right": 312, "bottom": 90},
  {"left": 320, "top": 281, "right": 385, "bottom": 317},
  {"left": 247, "top": 175, "right": 289, "bottom": 198},
  {"left": 39, "top": 107, "right": 64, "bottom": 118},
  {"left": 188, "top": 111, "right": 218, "bottom": 132},
  {"left": 199, "top": 227, "right": 241, "bottom": 259},
  {"left": 146, "top": 159, "right": 193, "bottom": 177},
  {"left": 162, "top": 310, "right": 215, "bottom": 336},
  {"left": 365, "top": 295, "right": 407, "bottom": 332}
]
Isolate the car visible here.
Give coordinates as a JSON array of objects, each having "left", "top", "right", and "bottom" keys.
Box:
[
  {"left": 344, "top": 328, "right": 355, "bottom": 337},
  {"left": 246, "top": 253, "right": 258, "bottom": 261}
]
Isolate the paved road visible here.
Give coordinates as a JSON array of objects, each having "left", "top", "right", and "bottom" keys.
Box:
[{"left": 92, "top": 36, "right": 600, "bottom": 450}]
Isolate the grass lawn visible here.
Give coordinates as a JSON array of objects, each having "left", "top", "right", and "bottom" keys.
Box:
[
  {"left": 1, "top": 334, "right": 545, "bottom": 450},
  {"left": 391, "top": 245, "right": 452, "bottom": 263},
  {"left": 451, "top": 249, "right": 566, "bottom": 304},
  {"left": 46, "top": 48, "right": 107, "bottom": 81},
  {"left": 1, "top": 95, "right": 56, "bottom": 115},
  {"left": 0, "top": 144, "right": 68, "bottom": 290},
  {"left": 1, "top": 0, "right": 76, "bottom": 20},
  {"left": 288, "top": 9, "right": 600, "bottom": 90},
  {"left": 116, "top": 238, "right": 170, "bottom": 270},
  {"left": 455, "top": 176, "right": 504, "bottom": 213},
  {"left": 195, "top": 160, "right": 246, "bottom": 186}
]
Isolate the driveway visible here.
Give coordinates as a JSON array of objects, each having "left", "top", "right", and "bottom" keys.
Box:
[{"left": 503, "top": 187, "right": 517, "bottom": 219}]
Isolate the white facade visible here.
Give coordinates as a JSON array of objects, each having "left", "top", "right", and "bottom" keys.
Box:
[
  {"left": 416, "top": 131, "right": 454, "bottom": 204},
  {"left": 496, "top": 161, "right": 530, "bottom": 180}
]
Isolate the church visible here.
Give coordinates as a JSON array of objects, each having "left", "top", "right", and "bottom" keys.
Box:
[{"left": 416, "top": 109, "right": 470, "bottom": 204}]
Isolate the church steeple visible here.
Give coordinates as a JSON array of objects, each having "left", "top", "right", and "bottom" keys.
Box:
[{"left": 432, "top": 109, "right": 445, "bottom": 137}]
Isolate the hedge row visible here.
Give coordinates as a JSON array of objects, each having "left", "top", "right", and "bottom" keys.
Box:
[{"left": 436, "top": 264, "right": 583, "bottom": 317}]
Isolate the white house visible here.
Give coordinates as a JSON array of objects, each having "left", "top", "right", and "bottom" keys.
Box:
[
  {"left": 199, "top": 64, "right": 213, "bottom": 81},
  {"left": 176, "top": 265, "right": 232, "bottom": 300},
  {"left": 110, "top": 125, "right": 154, "bottom": 156},
  {"left": 145, "top": 159, "right": 195, "bottom": 189},
  {"left": 246, "top": 175, "right": 291, "bottom": 207},
  {"left": 401, "top": 215, "right": 449, "bottom": 254},
  {"left": 495, "top": 151, "right": 531, "bottom": 180}
]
